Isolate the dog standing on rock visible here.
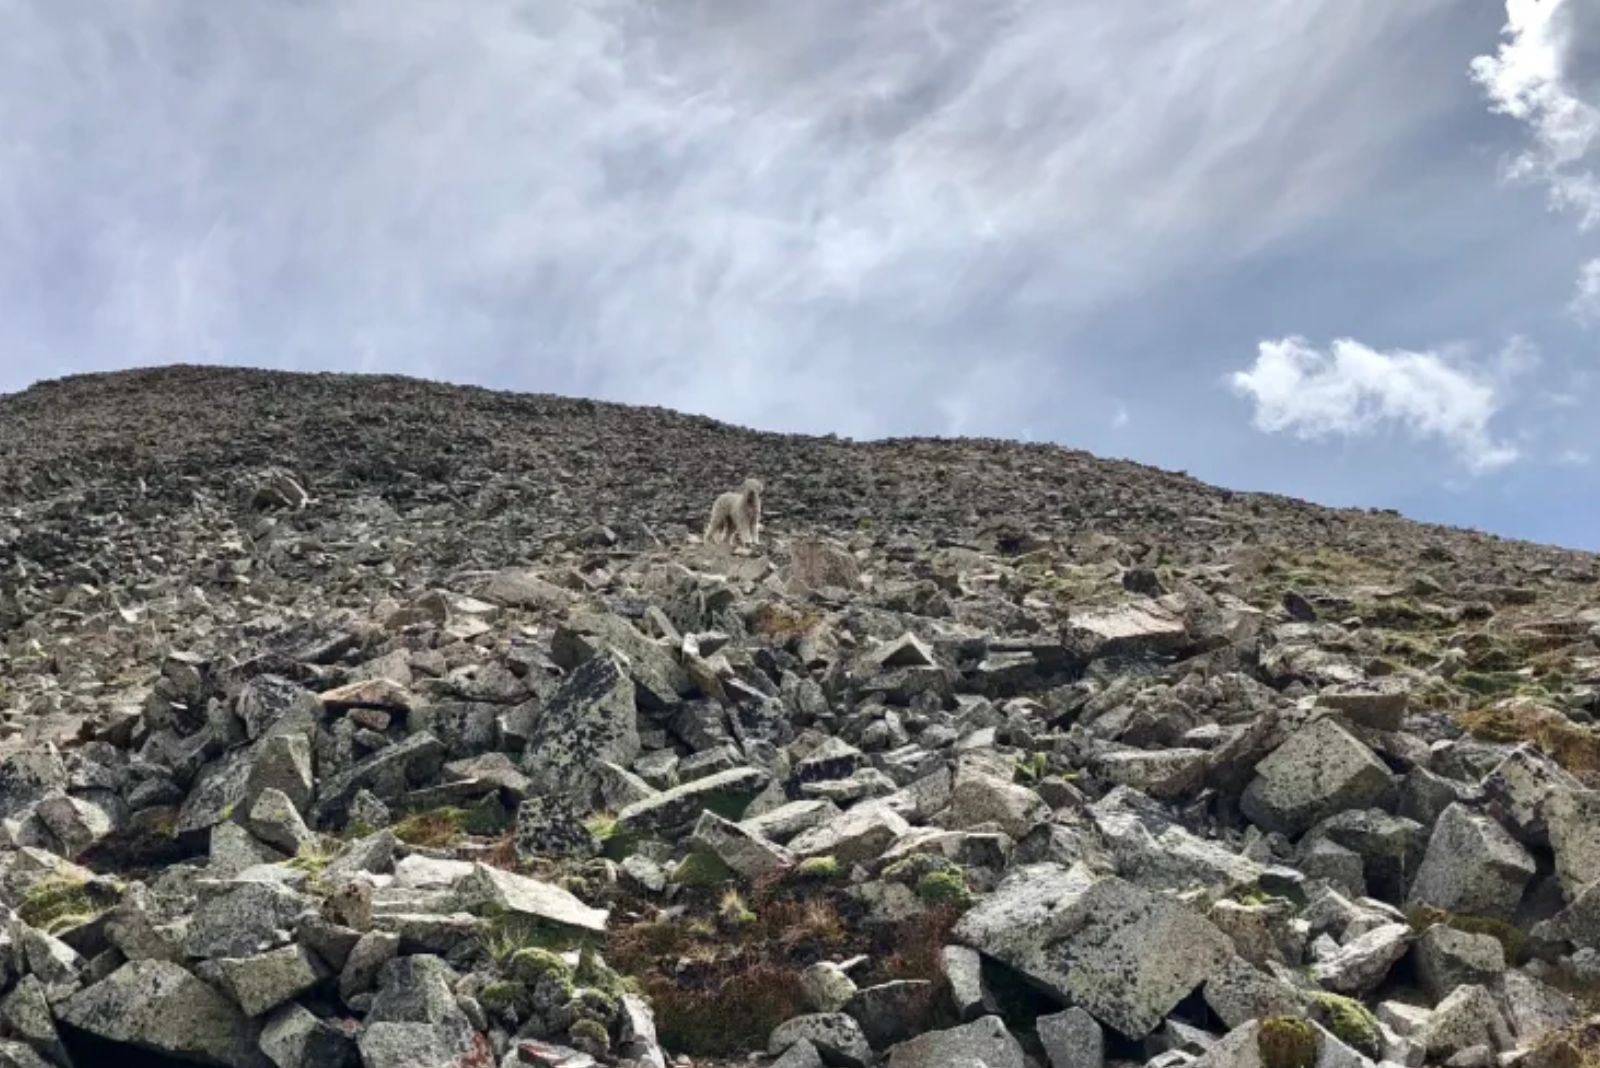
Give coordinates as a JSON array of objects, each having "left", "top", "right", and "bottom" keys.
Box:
[{"left": 704, "top": 478, "right": 763, "bottom": 546}]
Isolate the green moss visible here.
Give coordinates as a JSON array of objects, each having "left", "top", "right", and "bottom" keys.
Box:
[
  {"left": 481, "top": 916, "right": 589, "bottom": 962},
  {"left": 568, "top": 1018, "right": 611, "bottom": 1054},
  {"left": 17, "top": 876, "right": 111, "bottom": 932},
  {"left": 1308, "top": 993, "right": 1381, "bottom": 1058},
  {"left": 915, "top": 869, "right": 974, "bottom": 909},
  {"left": 670, "top": 850, "right": 735, "bottom": 887},
  {"left": 796, "top": 855, "right": 841, "bottom": 880},
  {"left": 508, "top": 948, "right": 575, "bottom": 999},
  {"left": 1259, "top": 1016, "right": 1317, "bottom": 1068},
  {"left": 479, "top": 980, "right": 531, "bottom": 1017},
  {"left": 1457, "top": 671, "right": 1526, "bottom": 698},
  {"left": 461, "top": 796, "right": 509, "bottom": 836}
]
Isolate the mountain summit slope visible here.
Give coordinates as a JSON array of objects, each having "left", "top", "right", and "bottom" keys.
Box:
[{"left": 1, "top": 364, "right": 1598, "bottom": 1067}]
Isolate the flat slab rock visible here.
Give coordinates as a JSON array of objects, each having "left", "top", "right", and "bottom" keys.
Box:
[
  {"left": 58, "top": 960, "right": 266, "bottom": 1068},
  {"left": 886, "top": 1015, "right": 1026, "bottom": 1068},
  {"left": 954, "top": 863, "right": 1232, "bottom": 1038}
]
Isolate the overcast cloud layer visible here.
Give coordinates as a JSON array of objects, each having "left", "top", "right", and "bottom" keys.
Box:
[{"left": 1, "top": 0, "right": 1597, "bottom": 548}]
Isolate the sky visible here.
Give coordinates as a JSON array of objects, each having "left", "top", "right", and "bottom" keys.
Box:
[{"left": 1, "top": 1, "right": 1598, "bottom": 550}]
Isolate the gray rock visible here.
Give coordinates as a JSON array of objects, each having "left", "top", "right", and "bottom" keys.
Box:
[
  {"left": 0, "top": 1041, "right": 53, "bottom": 1068},
  {"left": 1063, "top": 602, "right": 1188, "bottom": 660},
  {"left": 339, "top": 929, "right": 400, "bottom": 1001},
  {"left": 1414, "top": 925, "right": 1506, "bottom": 1002},
  {"left": 514, "top": 795, "right": 601, "bottom": 861},
  {"left": 1417, "top": 985, "right": 1512, "bottom": 1060},
  {"left": 244, "top": 733, "right": 315, "bottom": 816},
  {"left": 552, "top": 609, "right": 690, "bottom": 711},
  {"left": 453, "top": 862, "right": 607, "bottom": 933},
  {"left": 770, "top": 1039, "right": 826, "bottom": 1068},
  {"left": 690, "top": 810, "right": 795, "bottom": 879},
  {"left": 1093, "top": 749, "right": 1209, "bottom": 801},
  {"left": 788, "top": 539, "right": 863, "bottom": 592},
  {"left": 1545, "top": 787, "right": 1600, "bottom": 896},
  {"left": 1091, "top": 786, "right": 1263, "bottom": 897},
  {"left": 245, "top": 787, "right": 316, "bottom": 855},
  {"left": 237, "top": 675, "right": 322, "bottom": 741},
  {"left": 1494, "top": 970, "right": 1578, "bottom": 1044},
  {"left": 1309, "top": 922, "right": 1413, "bottom": 995},
  {"left": 946, "top": 771, "right": 1048, "bottom": 838},
  {"left": 1308, "top": 809, "right": 1426, "bottom": 903},
  {"left": 790, "top": 804, "right": 911, "bottom": 866},
  {"left": 941, "top": 945, "right": 997, "bottom": 1022},
  {"left": 211, "top": 820, "right": 291, "bottom": 877},
  {"left": 213, "top": 944, "right": 326, "bottom": 1017},
  {"left": 1201, "top": 956, "right": 1303, "bottom": 1030},
  {"left": 185, "top": 880, "right": 308, "bottom": 959},
  {"left": 1240, "top": 717, "right": 1394, "bottom": 837},
  {"left": 356, "top": 1023, "right": 479, "bottom": 1068},
  {"left": 1038, "top": 1007, "right": 1105, "bottom": 1068},
  {"left": 0, "top": 977, "right": 67, "bottom": 1067},
  {"left": 742, "top": 799, "right": 843, "bottom": 844},
  {"left": 57, "top": 959, "right": 266, "bottom": 1068},
  {"left": 611, "top": 767, "right": 768, "bottom": 844},
  {"left": 521, "top": 653, "right": 642, "bottom": 807},
  {"left": 843, "top": 980, "right": 937, "bottom": 1050},
  {"left": 258, "top": 1002, "right": 359, "bottom": 1068},
  {"left": 886, "top": 1015, "right": 1026, "bottom": 1068},
  {"left": 954, "top": 863, "right": 1232, "bottom": 1037},
  {"left": 313, "top": 732, "right": 445, "bottom": 825},
  {"left": 1480, "top": 746, "right": 1579, "bottom": 846},
  {"left": 0, "top": 748, "right": 67, "bottom": 820},
  {"left": 769, "top": 1013, "right": 872, "bottom": 1067},
  {"left": 1406, "top": 803, "right": 1534, "bottom": 919}
]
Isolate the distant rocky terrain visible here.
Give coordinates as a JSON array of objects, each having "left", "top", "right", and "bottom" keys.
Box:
[{"left": 1, "top": 363, "right": 1599, "bottom": 1068}]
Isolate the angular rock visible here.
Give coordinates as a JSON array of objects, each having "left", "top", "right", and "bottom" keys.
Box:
[
  {"left": 801, "top": 962, "right": 858, "bottom": 1014},
  {"left": 1093, "top": 748, "right": 1208, "bottom": 801},
  {"left": 521, "top": 655, "right": 640, "bottom": 805},
  {"left": 790, "top": 804, "right": 911, "bottom": 867},
  {"left": 213, "top": 944, "right": 325, "bottom": 1017},
  {"left": 244, "top": 733, "right": 315, "bottom": 816},
  {"left": 552, "top": 610, "right": 689, "bottom": 711},
  {"left": 1038, "top": 1007, "right": 1105, "bottom": 1068},
  {"left": 339, "top": 930, "right": 400, "bottom": 1001},
  {"left": 769, "top": 1013, "right": 872, "bottom": 1067},
  {"left": 1201, "top": 956, "right": 1303, "bottom": 1030},
  {"left": 616, "top": 766, "right": 771, "bottom": 834},
  {"left": 245, "top": 787, "right": 316, "bottom": 855},
  {"left": 946, "top": 772, "right": 1048, "bottom": 838},
  {"left": 1240, "top": 717, "right": 1394, "bottom": 837},
  {"left": 690, "top": 811, "right": 795, "bottom": 880},
  {"left": 1406, "top": 803, "right": 1534, "bottom": 919},
  {"left": 1416, "top": 985, "right": 1512, "bottom": 1060},
  {"left": 58, "top": 960, "right": 265, "bottom": 1068},
  {"left": 1309, "top": 922, "right": 1412, "bottom": 996},
  {"left": 514, "top": 795, "right": 600, "bottom": 861},
  {"left": 184, "top": 880, "right": 308, "bottom": 960},
  {"left": 936, "top": 946, "right": 997, "bottom": 1027},
  {"left": 313, "top": 732, "right": 445, "bottom": 825},
  {"left": 258, "top": 1002, "right": 359, "bottom": 1068},
  {"left": 885, "top": 1015, "right": 1026, "bottom": 1068},
  {"left": 1545, "top": 787, "right": 1600, "bottom": 897},
  {"left": 1063, "top": 602, "right": 1188, "bottom": 660},
  {"left": 454, "top": 863, "right": 607, "bottom": 933},
  {"left": 843, "top": 980, "right": 937, "bottom": 1050},
  {"left": 954, "top": 863, "right": 1232, "bottom": 1037},
  {"left": 1415, "top": 924, "right": 1505, "bottom": 1002}
]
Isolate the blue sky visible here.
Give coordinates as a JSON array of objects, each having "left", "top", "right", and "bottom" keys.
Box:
[{"left": 2, "top": 0, "right": 1597, "bottom": 549}]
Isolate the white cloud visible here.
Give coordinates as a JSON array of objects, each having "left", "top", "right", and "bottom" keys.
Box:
[
  {"left": 1111, "top": 402, "right": 1131, "bottom": 430},
  {"left": 1229, "top": 337, "right": 1521, "bottom": 472},
  {"left": 1471, "top": 0, "right": 1600, "bottom": 228},
  {"left": 1557, "top": 448, "right": 1593, "bottom": 467},
  {"left": 1571, "top": 257, "right": 1600, "bottom": 325}
]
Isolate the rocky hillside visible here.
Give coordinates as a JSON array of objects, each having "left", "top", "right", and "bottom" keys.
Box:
[{"left": 0, "top": 363, "right": 1598, "bottom": 1068}]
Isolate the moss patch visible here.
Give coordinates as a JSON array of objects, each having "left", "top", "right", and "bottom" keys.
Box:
[
  {"left": 915, "top": 868, "right": 974, "bottom": 909},
  {"left": 796, "top": 855, "right": 841, "bottom": 880},
  {"left": 17, "top": 875, "right": 115, "bottom": 934},
  {"left": 1456, "top": 701, "right": 1600, "bottom": 781},
  {"left": 670, "top": 850, "right": 736, "bottom": 887},
  {"left": 1308, "top": 992, "right": 1380, "bottom": 1059},
  {"left": 1259, "top": 1016, "right": 1317, "bottom": 1068}
]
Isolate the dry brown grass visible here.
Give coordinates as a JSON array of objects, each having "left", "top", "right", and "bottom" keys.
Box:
[
  {"left": 748, "top": 602, "right": 825, "bottom": 640},
  {"left": 1457, "top": 699, "right": 1600, "bottom": 783}
]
